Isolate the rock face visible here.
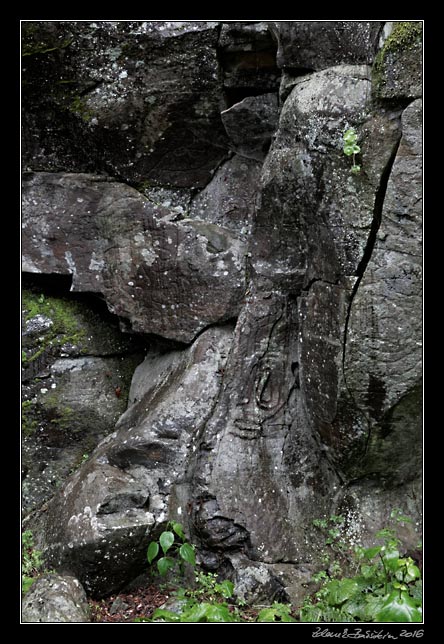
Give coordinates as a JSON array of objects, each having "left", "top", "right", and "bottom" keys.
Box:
[
  {"left": 373, "top": 22, "right": 422, "bottom": 100},
  {"left": 22, "top": 21, "right": 228, "bottom": 187},
  {"left": 23, "top": 21, "right": 422, "bottom": 606},
  {"left": 35, "top": 327, "right": 233, "bottom": 596},
  {"left": 21, "top": 573, "right": 90, "bottom": 622},
  {"left": 341, "top": 98, "right": 422, "bottom": 508},
  {"left": 22, "top": 287, "right": 145, "bottom": 515},
  {"left": 221, "top": 94, "right": 279, "bottom": 161},
  {"left": 270, "top": 21, "right": 383, "bottom": 70},
  {"left": 22, "top": 173, "right": 246, "bottom": 342}
]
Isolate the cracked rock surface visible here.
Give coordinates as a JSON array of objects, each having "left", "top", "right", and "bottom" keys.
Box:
[{"left": 23, "top": 21, "right": 422, "bottom": 605}]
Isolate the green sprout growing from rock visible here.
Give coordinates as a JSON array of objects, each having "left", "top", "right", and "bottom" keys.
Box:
[{"left": 343, "top": 128, "right": 361, "bottom": 174}]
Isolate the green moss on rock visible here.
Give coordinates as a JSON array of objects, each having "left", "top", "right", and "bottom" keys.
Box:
[
  {"left": 381, "top": 22, "right": 422, "bottom": 55},
  {"left": 372, "top": 22, "right": 422, "bottom": 100},
  {"left": 22, "top": 400, "right": 38, "bottom": 436},
  {"left": 22, "top": 291, "right": 87, "bottom": 364}
]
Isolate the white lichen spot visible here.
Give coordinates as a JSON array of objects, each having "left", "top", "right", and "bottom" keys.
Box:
[
  {"left": 89, "top": 255, "right": 105, "bottom": 272},
  {"left": 62, "top": 249, "right": 77, "bottom": 277}
]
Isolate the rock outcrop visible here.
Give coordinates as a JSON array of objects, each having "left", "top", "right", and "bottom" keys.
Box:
[
  {"left": 22, "top": 286, "right": 145, "bottom": 514},
  {"left": 22, "top": 173, "right": 246, "bottom": 342},
  {"left": 21, "top": 574, "right": 90, "bottom": 623},
  {"left": 22, "top": 20, "right": 422, "bottom": 606},
  {"left": 35, "top": 327, "right": 233, "bottom": 595}
]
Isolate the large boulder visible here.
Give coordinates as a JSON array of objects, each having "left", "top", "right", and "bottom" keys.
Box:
[
  {"left": 34, "top": 326, "right": 233, "bottom": 596},
  {"left": 22, "top": 21, "right": 228, "bottom": 187},
  {"left": 22, "top": 173, "right": 246, "bottom": 342},
  {"left": 22, "top": 573, "right": 90, "bottom": 623},
  {"left": 270, "top": 21, "right": 383, "bottom": 70}
]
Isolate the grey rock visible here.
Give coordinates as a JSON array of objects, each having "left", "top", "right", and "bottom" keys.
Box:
[
  {"left": 229, "top": 555, "right": 288, "bottom": 604},
  {"left": 342, "top": 99, "right": 422, "bottom": 484},
  {"left": 34, "top": 326, "right": 233, "bottom": 596},
  {"left": 22, "top": 22, "right": 422, "bottom": 607},
  {"left": 22, "top": 21, "right": 228, "bottom": 187},
  {"left": 22, "top": 173, "right": 246, "bottom": 343},
  {"left": 230, "top": 555, "right": 317, "bottom": 607},
  {"left": 22, "top": 355, "right": 141, "bottom": 515},
  {"left": 110, "top": 596, "right": 130, "bottom": 614},
  {"left": 373, "top": 22, "right": 422, "bottom": 100},
  {"left": 22, "top": 573, "right": 90, "bottom": 623},
  {"left": 270, "top": 21, "right": 383, "bottom": 70},
  {"left": 182, "top": 64, "right": 421, "bottom": 604},
  {"left": 221, "top": 93, "right": 279, "bottom": 161},
  {"left": 189, "top": 155, "right": 261, "bottom": 235},
  {"left": 218, "top": 22, "right": 280, "bottom": 92},
  {"left": 22, "top": 289, "right": 145, "bottom": 515}
]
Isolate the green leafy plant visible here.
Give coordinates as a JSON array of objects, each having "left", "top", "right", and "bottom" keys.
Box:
[
  {"left": 343, "top": 128, "right": 361, "bottom": 174},
  {"left": 140, "top": 523, "right": 241, "bottom": 622},
  {"left": 257, "top": 602, "right": 296, "bottom": 622},
  {"left": 22, "top": 530, "right": 44, "bottom": 594},
  {"left": 301, "top": 510, "right": 422, "bottom": 623},
  {"left": 147, "top": 521, "right": 196, "bottom": 578}
]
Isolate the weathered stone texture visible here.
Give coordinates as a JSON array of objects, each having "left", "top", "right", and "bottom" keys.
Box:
[{"left": 22, "top": 21, "right": 422, "bottom": 606}]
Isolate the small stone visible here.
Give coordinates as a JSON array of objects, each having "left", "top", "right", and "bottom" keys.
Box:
[{"left": 109, "top": 596, "right": 130, "bottom": 615}]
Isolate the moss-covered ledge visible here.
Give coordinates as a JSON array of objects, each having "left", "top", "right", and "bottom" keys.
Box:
[{"left": 372, "top": 21, "right": 422, "bottom": 100}]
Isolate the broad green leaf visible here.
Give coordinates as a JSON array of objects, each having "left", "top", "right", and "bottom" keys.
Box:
[
  {"left": 257, "top": 606, "right": 295, "bottom": 622},
  {"left": 218, "top": 579, "right": 234, "bottom": 598},
  {"left": 351, "top": 165, "right": 361, "bottom": 174},
  {"left": 383, "top": 548, "right": 400, "bottom": 572},
  {"left": 147, "top": 541, "right": 159, "bottom": 564},
  {"left": 375, "top": 591, "right": 422, "bottom": 622},
  {"left": 363, "top": 546, "right": 382, "bottom": 560},
  {"left": 157, "top": 556, "right": 175, "bottom": 576},
  {"left": 171, "top": 521, "right": 186, "bottom": 540},
  {"left": 151, "top": 608, "right": 181, "bottom": 622},
  {"left": 202, "top": 603, "right": 235, "bottom": 623},
  {"left": 405, "top": 564, "right": 420, "bottom": 583},
  {"left": 342, "top": 597, "right": 368, "bottom": 620},
  {"left": 363, "top": 594, "right": 387, "bottom": 621},
  {"left": 183, "top": 603, "right": 212, "bottom": 622},
  {"left": 343, "top": 145, "right": 355, "bottom": 156},
  {"left": 179, "top": 542, "right": 196, "bottom": 566},
  {"left": 159, "top": 531, "right": 175, "bottom": 555},
  {"left": 326, "top": 578, "right": 359, "bottom": 605},
  {"left": 361, "top": 563, "right": 378, "bottom": 580},
  {"left": 351, "top": 144, "right": 361, "bottom": 154}
]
